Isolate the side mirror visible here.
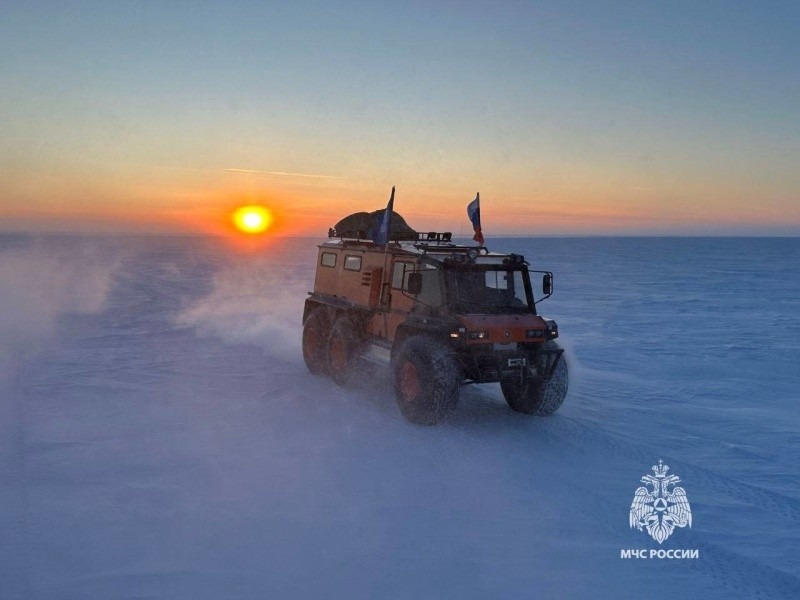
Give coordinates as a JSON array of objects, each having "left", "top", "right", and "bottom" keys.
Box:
[
  {"left": 542, "top": 273, "right": 553, "bottom": 295},
  {"left": 406, "top": 272, "right": 423, "bottom": 295}
]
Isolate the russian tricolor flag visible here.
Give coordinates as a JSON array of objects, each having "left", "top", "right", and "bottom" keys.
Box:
[{"left": 467, "top": 193, "right": 484, "bottom": 244}]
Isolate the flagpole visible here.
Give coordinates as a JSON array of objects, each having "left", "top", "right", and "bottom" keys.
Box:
[
  {"left": 477, "top": 192, "right": 482, "bottom": 247},
  {"left": 378, "top": 187, "right": 395, "bottom": 324}
]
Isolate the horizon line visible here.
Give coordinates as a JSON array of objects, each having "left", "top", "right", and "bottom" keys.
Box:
[{"left": 2, "top": 230, "right": 799, "bottom": 239}]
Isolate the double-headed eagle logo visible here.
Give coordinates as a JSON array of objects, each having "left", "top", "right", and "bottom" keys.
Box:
[{"left": 629, "top": 460, "right": 692, "bottom": 544}]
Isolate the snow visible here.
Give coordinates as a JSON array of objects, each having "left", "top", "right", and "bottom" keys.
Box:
[{"left": 2, "top": 234, "right": 799, "bottom": 599}]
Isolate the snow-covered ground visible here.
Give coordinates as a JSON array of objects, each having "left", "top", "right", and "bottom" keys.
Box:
[{"left": 2, "top": 234, "right": 799, "bottom": 599}]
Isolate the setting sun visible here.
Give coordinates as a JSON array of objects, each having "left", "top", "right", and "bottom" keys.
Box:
[{"left": 233, "top": 205, "right": 273, "bottom": 234}]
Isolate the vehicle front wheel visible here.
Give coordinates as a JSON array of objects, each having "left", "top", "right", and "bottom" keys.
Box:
[
  {"left": 302, "top": 309, "right": 330, "bottom": 375},
  {"left": 501, "top": 342, "right": 568, "bottom": 416},
  {"left": 393, "top": 336, "right": 460, "bottom": 425}
]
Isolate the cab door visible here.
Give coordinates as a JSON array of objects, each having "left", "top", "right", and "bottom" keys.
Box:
[{"left": 384, "top": 259, "right": 417, "bottom": 341}]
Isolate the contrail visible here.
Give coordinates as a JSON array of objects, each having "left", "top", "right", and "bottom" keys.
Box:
[{"left": 223, "top": 168, "right": 343, "bottom": 179}]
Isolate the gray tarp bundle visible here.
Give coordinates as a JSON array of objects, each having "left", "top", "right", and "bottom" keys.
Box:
[{"left": 333, "top": 210, "right": 417, "bottom": 241}]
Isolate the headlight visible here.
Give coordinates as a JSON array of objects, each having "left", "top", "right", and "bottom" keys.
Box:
[
  {"left": 545, "top": 319, "right": 559, "bottom": 339},
  {"left": 526, "top": 329, "right": 545, "bottom": 339},
  {"left": 468, "top": 331, "right": 489, "bottom": 340}
]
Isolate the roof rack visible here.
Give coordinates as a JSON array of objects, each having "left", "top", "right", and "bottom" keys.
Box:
[
  {"left": 326, "top": 228, "right": 453, "bottom": 244},
  {"left": 414, "top": 231, "right": 452, "bottom": 244},
  {"left": 414, "top": 242, "right": 490, "bottom": 258},
  {"left": 327, "top": 227, "right": 369, "bottom": 241},
  {"left": 324, "top": 228, "right": 490, "bottom": 258}
]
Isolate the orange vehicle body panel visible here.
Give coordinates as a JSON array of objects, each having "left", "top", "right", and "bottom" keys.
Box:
[
  {"left": 314, "top": 246, "right": 387, "bottom": 306},
  {"left": 315, "top": 246, "right": 423, "bottom": 341}
]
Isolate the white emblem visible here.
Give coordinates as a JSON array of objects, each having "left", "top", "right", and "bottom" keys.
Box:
[{"left": 629, "top": 460, "right": 692, "bottom": 544}]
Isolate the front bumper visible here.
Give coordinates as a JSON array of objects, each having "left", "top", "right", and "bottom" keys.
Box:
[{"left": 458, "top": 343, "right": 564, "bottom": 384}]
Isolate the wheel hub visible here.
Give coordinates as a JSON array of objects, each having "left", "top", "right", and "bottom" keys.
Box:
[
  {"left": 330, "top": 337, "right": 347, "bottom": 371},
  {"left": 305, "top": 328, "right": 319, "bottom": 354},
  {"left": 399, "top": 361, "right": 420, "bottom": 401}
]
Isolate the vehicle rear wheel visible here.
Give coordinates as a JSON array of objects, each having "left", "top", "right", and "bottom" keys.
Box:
[
  {"left": 328, "top": 315, "right": 363, "bottom": 386},
  {"left": 501, "top": 341, "right": 568, "bottom": 416},
  {"left": 393, "top": 336, "right": 460, "bottom": 425},
  {"left": 302, "top": 309, "right": 330, "bottom": 375}
]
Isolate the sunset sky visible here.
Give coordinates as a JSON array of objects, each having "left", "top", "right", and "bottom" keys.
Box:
[{"left": 2, "top": 1, "right": 799, "bottom": 236}]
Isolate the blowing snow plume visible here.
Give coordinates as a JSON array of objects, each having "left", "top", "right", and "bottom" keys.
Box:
[
  {"left": 0, "top": 237, "right": 119, "bottom": 379},
  {"left": 176, "top": 251, "right": 311, "bottom": 363}
]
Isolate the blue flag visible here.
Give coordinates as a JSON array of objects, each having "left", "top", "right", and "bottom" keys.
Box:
[
  {"left": 372, "top": 186, "right": 395, "bottom": 245},
  {"left": 467, "top": 192, "right": 484, "bottom": 244}
]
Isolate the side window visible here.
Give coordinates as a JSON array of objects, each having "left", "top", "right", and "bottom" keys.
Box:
[
  {"left": 343, "top": 255, "right": 362, "bottom": 271},
  {"left": 392, "top": 261, "right": 413, "bottom": 290},
  {"left": 320, "top": 252, "right": 337, "bottom": 268}
]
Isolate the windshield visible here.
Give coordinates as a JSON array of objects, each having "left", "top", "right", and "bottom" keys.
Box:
[{"left": 446, "top": 267, "right": 532, "bottom": 314}]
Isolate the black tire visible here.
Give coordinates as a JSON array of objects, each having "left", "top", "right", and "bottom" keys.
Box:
[
  {"left": 501, "top": 341, "right": 568, "bottom": 416},
  {"left": 327, "top": 315, "right": 363, "bottom": 387},
  {"left": 393, "top": 336, "right": 460, "bottom": 425},
  {"left": 302, "top": 309, "right": 330, "bottom": 375}
]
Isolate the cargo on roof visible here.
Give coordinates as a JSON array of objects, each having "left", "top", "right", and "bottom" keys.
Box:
[{"left": 331, "top": 209, "right": 417, "bottom": 241}]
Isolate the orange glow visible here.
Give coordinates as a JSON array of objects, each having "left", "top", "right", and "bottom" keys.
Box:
[
  {"left": 232, "top": 205, "right": 273, "bottom": 234},
  {"left": 5, "top": 168, "right": 796, "bottom": 236}
]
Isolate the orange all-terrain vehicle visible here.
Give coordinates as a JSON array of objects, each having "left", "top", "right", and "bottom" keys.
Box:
[{"left": 302, "top": 209, "right": 568, "bottom": 424}]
